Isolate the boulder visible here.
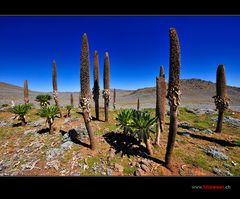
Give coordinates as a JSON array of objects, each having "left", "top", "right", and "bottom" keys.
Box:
[{"left": 203, "top": 146, "right": 228, "bottom": 160}]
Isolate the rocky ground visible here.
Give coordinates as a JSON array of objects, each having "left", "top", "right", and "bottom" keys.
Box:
[{"left": 0, "top": 106, "right": 239, "bottom": 176}]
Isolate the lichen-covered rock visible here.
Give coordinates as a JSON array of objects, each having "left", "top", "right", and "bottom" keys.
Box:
[
  {"left": 60, "top": 141, "right": 73, "bottom": 151},
  {"left": 203, "top": 146, "right": 228, "bottom": 160}
]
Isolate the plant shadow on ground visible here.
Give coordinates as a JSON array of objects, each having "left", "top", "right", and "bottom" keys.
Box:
[
  {"left": 76, "top": 111, "right": 105, "bottom": 122},
  {"left": 91, "top": 116, "right": 105, "bottom": 122},
  {"left": 177, "top": 131, "right": 240, "bottom": 147},
  {"left": 37, "top": 128, "right": 50, "bottom": 134},
  {"left": 60, "top": 129, "right": 91, "bottom": 149},
  {"left": 12, "top": 123, "right": 23, "bottom": 127},
  {"left": 103, "top": 131, "right": 165, "bottom": 165}
]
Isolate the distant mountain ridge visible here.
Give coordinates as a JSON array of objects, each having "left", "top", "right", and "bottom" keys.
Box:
[{"left": 0, "top": 79, "right": 239, "bottom": 108}]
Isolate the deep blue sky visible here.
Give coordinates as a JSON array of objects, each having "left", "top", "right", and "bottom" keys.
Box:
[{"left": 0, "top": 16, "right": 239, "bottom": 92}]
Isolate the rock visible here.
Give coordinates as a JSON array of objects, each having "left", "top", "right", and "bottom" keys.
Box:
[
  {"left": 28, "top": 119, "right": 45, "bottom": 127},
  {"left": 224, "top": 170, "right": 233, "bottom": 176},
  {"left": 189, "top": 127, "right": 200, "bottom": 132},
  {"left": 203, "top": 146, "right": 228, "bottom": 160},
  {"left": 178, "top": 122, "right": 190, "bottom": 129},
  {"left": 134, "top": 168, "right": 143, "bottom": 176},
  {"left": 92, "top": 163, "right": 105, "bottom": 173},
  {"left": 0, "top": 121, "right": 12, "bottom": 127},
  {"left": 202, "top": 129, "right": 214, "bottom": 134},
  {"left": 140, "top": 164, "right": 150, "bottom": 172},
  {"left": 12, "top": 154, "right": 20, "bottom": 161},
  {"left": 224, "top": 116, "right": 240, "bottom": 127},
  {"left": 71, "top": 173, "right": 81, "bottom": 176},
  {"left": 178, "top": 132, "right": 191, "bottom": 137},
  {"left": 46, "top": 160, "right": 60, "bottom": 171},
  {"left": 187, "top": 108, "right": 217, "bottom": 115},
  {"left": 21, "top": 159, "right": 40, "bottom": 170},
  {"left": 114, "top": 163, "right": 124, "bottom": 172},
  {"left": 213, "top": 167, "right": 233, "bottom": 176},
  {"left": 224, "top": 163, "right": 232, "bottom": 169},
  {"left": 140, "top": 159, "right": 150, "bottom": 167},
  {"left": 213, "top": 167, "right": 222, "bottom": 175},
  {"left": 29, "top": 141, "right": 42, "bottom": 149},
  {"left": 62, "top": 133, "right": 71, "bottom": 142},
  {"left": 72, "top": 126, "right": 88, "bottom": 139},
  {"left": 10, "top": 171, "right": 20, "bottom": 176},
  {"left": 106, "top": 168, "right": 113, "bottom": 176},
  {"left": 60, "top": 141, "right": 73, "bottom": 151},
  {"left": 63, "top": 117, "right": 80, "bottom": 124},
  {"left": 46, "top": 148, "right": 63, "bottom": 161},
  {"left": 24, "top": 129, "right": 35, "bottom": 135},
  {"left": 212, "top": 116, "right": 240, "bottom": 127}
]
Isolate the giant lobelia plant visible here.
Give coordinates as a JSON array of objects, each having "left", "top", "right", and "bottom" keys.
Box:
[
  {"left": 165, "top": 28, "right": 181, "bottom": 170},
  {"left": 80, "top": 33, "right": 96, "bottom": 150}
]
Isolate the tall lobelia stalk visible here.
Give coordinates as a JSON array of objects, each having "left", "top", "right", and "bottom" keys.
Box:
[
  {"left": 80, "top": 33, "right": 96, "bottom": 150},
  {"left": 70, "top": 93, "right": 74, "bottom": 107},
  {"left": 213, "top": 64, "right": 230, "bottom": 133},
  {"left": 137, "top": 98, "right": 140, "bottom": 111},
  {"left": 103, "top": 52, "right": 110, "bottom": 122},
  {"left": 24, "top": 80, "right": 29, "bottom": 104},
  {"left": 92, "top": 50, "right": 100, "bottom": 120},
  {"left": 52, "top": 60, "right": 63, "bottom": 118},
  {"left": 113, "top": 88, "right": 116, "bottom": 110},
  {"left": 165, "top": 28, "right": 181, "bottom": 170},
  {"left": 154, "top": 66, "right": 167, "bottom": 146}
]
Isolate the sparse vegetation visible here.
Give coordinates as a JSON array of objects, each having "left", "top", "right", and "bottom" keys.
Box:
[
  {"left": 66, "top": 105, "right": 73, "bottom": 117},
  {"left": 11, "top": 104, "right": 32, "bottom": 126},
  {"left": 116, "top": 109, "right": 157, "bottom": 155},
  {"left": 35, "top": 94, "right": 52, "bottom": 108},
  {"left": 38, "top": 105, "right": 59, "bottom": 134},
  {"left": 0, "top": 27, "right": 239, "bottom": 177}
]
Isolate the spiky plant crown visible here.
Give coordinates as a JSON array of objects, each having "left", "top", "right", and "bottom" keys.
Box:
[
  {"left": 80, "top": 33, "right": 91, "bottom": 99},
  {"left": 213, "top": 64, "right": 230, "bottom": 110},
  {"left": 93, "top": 50, "right": 100, "bottom": 99},
  {"left": 11, "top": 104, "right": 31, "bottom": 117},
  {"left": 35, "top": 94, "right": 51, "bottom": 108},
  {"left": 66, "top": 105, "right": 73, "bottom": 111},
  {"left": 39, "top": 105, "right": 59, "bottom": 120},
  {"left": 167, "top": 28, "right": 181, "bottom": 110},
  {"left": 24, "top": 80, "right": 29, "bottom": 103},
  {"left": 52, "top": 60, "right": 58, "bottom": 91}
]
